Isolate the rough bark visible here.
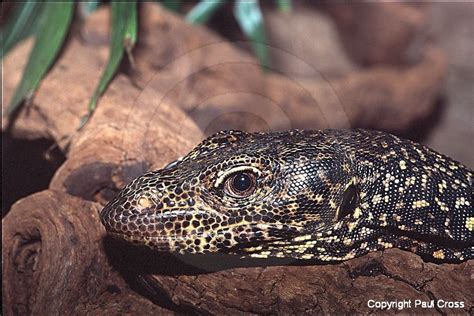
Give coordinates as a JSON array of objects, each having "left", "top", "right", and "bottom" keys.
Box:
[
  {"left": 48, "top": 74, "right": 204, "bottom": 204},
  {"left": 3, "top": 3, "right": 445, "bottom": 145},
  {"left": 134, "top": 249, "right": 473, "bottom": 315},
  {"left": 324, "top": 2, "right": 429, "bottom": 66},
  {"left": 2, "top": 190, "right": 172, "bottom": 315}
]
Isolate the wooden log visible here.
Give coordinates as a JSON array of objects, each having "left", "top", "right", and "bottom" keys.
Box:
[
  {"left": 2, "top": 190, "right": 172, "bottom": 315},
  {"left": 3, "top": 3, "right": 445, "bottom": 144}
]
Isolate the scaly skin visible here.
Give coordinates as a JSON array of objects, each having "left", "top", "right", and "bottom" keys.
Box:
[{"left": 100, "top": 129, "right": 473, "bottom": 262}]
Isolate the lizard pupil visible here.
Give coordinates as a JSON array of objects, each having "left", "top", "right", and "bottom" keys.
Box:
[
  {"left": 224, "top": 171, "right": 257, "bottom": 197},
  {"left": 232, "top": 173, "right": 252, "bottom": 192}
]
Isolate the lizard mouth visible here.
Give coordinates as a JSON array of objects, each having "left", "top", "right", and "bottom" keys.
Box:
[{"left": 105, "top": 209, "right": 304, "bottom": 254}]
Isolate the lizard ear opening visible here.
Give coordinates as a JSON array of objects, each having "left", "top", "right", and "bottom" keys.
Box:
[{"left": 337, "top": 184, "right": 359, "bottom": 221}]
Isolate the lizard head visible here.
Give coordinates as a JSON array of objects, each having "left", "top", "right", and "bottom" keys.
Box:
[{"left": 100, "top": 130, "right": 357, "bottom": 258}]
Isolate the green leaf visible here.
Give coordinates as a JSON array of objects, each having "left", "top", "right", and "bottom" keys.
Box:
[
  {"left": 78, "top": 1, "right": 101, "bottom": 18},
  {"left": 124, "top": 1, "right": 138, "bottom": 68},
  {"left": 160, "top": 0, "right": 182, "bottom": 13},
  {"left": 276, "top": 0, "right": 292, "bottom": 13},
  {"left": 7, "top": 2, "right": 74, "bottom": 115},
  {"left": 1, "top": 2, "right": 44, "bottom": 58},
  {"left": 185, "top": 0, "right": 226, "bottom": 24},
  {"left": 86, "top": 1, "right": 137, "bottom": 123},
  {"left": 233, "top": 0, "right": 270, "bottom": 69}
]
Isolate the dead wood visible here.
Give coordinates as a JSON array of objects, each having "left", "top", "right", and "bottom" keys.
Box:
[{"left": 2, "top": 190, "right": 172, "bottom": 315}]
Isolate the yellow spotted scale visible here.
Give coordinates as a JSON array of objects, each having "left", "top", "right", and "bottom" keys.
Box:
[{"left": 101, "top": 129, "right": 473, "bottom": 262}]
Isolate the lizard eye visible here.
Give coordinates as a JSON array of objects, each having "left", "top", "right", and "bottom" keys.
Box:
[
  {"left": 224, "top": 171, "right": 257, "bottom": 198},
  {"left": 214, "top": 166, "right": 261, "bottom": 198}
]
